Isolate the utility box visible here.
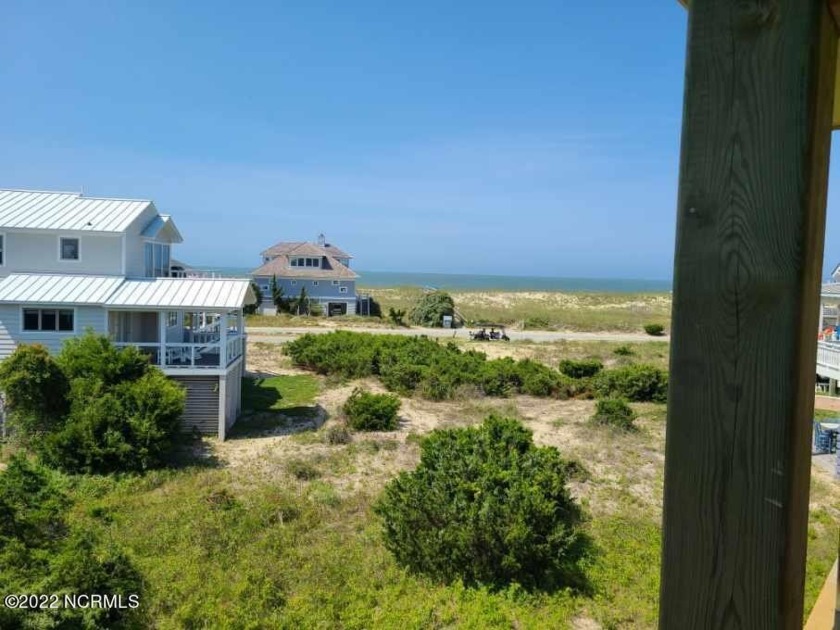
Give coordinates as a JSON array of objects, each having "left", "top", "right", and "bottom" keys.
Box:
[{"left": 442, "top": 315, "right": 453, "bottom": 329}]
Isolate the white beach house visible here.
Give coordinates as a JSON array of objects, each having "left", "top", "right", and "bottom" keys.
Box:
[{"left": 0, "top": 189, "right": 255, "bottom": 439}]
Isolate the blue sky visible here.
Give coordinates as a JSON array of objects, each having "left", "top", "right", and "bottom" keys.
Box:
[{"left": 3, "top": 1, "right": 839, "bottom": 280}]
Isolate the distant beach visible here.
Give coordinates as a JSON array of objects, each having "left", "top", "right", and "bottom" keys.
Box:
[{"left": 197, "top": 267, "right": 672, "bottom": 293}]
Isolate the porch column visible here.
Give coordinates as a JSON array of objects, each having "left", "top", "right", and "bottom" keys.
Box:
[
  {"left": 219, "top": 312, "right": 228, "bottom": 368},
  {"left": 660, "top": 1, "right": 837, "bottom": 627},
  {"left": 158, "top": 311, "right": 166, "bottom": 367}
]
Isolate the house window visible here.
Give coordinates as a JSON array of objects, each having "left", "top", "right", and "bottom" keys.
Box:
[
  {"left": 0, "top": 233, "right": 4, "bottom": 265},
  {"left": 313, "top": 281, "right": 319, "bottom": 286},
  {"left": 291, "top": 257, "right": 320, "bottom": 268},
  {"left": 339, "top": 287, "right": 348, "bottom": 294},
  {"left": 144, "top": 242, "right": 172, "bottom": 277},
  {"left": 166, "top": 311, "right": 178, "bottom": 327},
  {"left": 59, "top": 237, "right": 80, "bottom": 261},
  {"left": 332, "top": 280, "right": 339, "bottom": 286},
  {"left": 291, "top": 280, "right": 297, "bottom": 285},
  {"left": 22, "top": 308, "right": 74, "bottom": 332}
]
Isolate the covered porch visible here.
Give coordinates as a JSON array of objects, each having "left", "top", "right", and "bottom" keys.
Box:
[{"left": 108, "top": 308, "right": 244, "bottom": 371}]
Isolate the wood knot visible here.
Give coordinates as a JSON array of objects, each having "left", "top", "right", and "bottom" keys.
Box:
[{"left": 735, "top": 0, "right": 779, "bottom": 31}]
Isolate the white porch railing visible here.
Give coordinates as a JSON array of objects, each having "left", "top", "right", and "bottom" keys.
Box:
[
  {"left": 113, "top": 335, "right": 244, "bottom": 370},
  {"left": 816, "top": 341, "right": 840, "bottom": 379}
]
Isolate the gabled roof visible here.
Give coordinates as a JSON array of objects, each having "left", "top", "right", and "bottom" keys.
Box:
[
  {"left": 141, "top": 214, "right": 184, "bottom": 243},
  {"left": 105, "top": 277, "right": 256, "bottom": 310},
  {"left": 251, "top": 254, "right": 358, "bottom": 279},
  {"left": 0, "top": 189, "right": 153, "bottom": 233},
  {"left": 0, "top": 274, "right": 125, "bottom": 305},
  {"left": 261, "top": 240, "right": 353, "bottom": 259},
  {"left": 0, "top": 274, "right": 255, "bottom": 310}
]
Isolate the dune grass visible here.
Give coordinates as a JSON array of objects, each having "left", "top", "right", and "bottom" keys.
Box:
[{"left": 363, "top": 287, "right": 671, "bottom": 332}]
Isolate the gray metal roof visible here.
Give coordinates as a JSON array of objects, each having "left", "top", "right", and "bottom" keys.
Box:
[
  {"left": 821, "top": 282, "right": 840, "bottom": 299},
  {"left": 0, "top": 189, "right": 152, "bottom": 233},
  {"left": 105, "top": 277, "right": 255, "bottom": 310},
  {"left": 140, "top": 214, "right": 184, "bottom": 243},
  {"left": 0, "top": 274, "right": 125, "bottom": 305},
  {"left": 0, "top": 274, "right": 254, "bottom": 310}
]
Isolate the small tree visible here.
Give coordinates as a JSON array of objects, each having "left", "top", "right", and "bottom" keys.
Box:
[
  {"left": 0, "top": 344, "right": 69, "bottom": 440},
  {"left": 292, "top": 286, "right": 310, "bottom": 316},
  {"left": 409, "top": 291, "right": 455, "bottom": 327},
  {"left": 270, "top": 275, "right": 289, "bottom": 313},
  {"left": 558, "top": 358, "right": 603, "bottom": 379},
  {"left": 244, "top": 281, "right": 263, "bottom": 315},
  {"left": 388, "top": 308, "right": 406, "bottom": 326},
  {"left": 375, "top": 416, "right": 590, "bottom": 590}
]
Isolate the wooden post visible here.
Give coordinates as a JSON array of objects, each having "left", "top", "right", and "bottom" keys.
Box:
[{"left": 660, "top": 1, "right": 837, "bottom": 627}]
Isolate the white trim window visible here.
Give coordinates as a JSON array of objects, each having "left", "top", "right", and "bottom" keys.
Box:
[
  {"left": 290, "top": 257, "right": 321, "bottom": 268},
  {"left": 291, "top": 280, "right": 297, "bottom": 286},
  {"left": 144, "top": 242, "right": 172, "bottom": 277},
  {"left": 339, "top": 287, "right": 348, "bottom": 294},
  {"left": 59, "top": 237, "right": 80, "bottom": 261},
  {"left": 312, "top": 281, "right": 319, "bottom": 286},
  {"left": 332, "top": 280, "right": 339, "bottom": 286},
  {"left": 23, "top": 308, "right": 75, "bottom": 332}
]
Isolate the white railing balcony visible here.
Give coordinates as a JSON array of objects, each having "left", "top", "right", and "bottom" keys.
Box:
[
  {"left": 113, "top": 336, "right": 243, "bottom": 370},
  {"left": 816, "top": 340, "right": 840, "bottom": 379}
]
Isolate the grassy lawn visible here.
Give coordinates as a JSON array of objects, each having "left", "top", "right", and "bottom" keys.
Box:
[{"left": 234, "top": 375, "right": 321, "bottom": 435}]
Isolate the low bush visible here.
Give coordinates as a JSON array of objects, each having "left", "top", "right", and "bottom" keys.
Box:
[
  {"left": 374, "top": 416, "right": 590, "bottom": 590},
  {"left": 0, "top": 456, "right": 142, "bottom": 629},
  {"left": 285, "top": 331, "right": 578, "bottom": 402},
  {"left": 343, "top": 388, "right": 401, "bottom": 431},
  {"left": 591, "top": 398, "right": 636, "bottom": 431},
  {"left": 558, "top": 358, "right": 603, "bottom": 379},
  {"left": 0, "top": 332, "right": 185, "bottom": 474},
  {"left": 613, "top": 344, "right": 634, "bottom": 356},
  {"left": 388, "top": 308, "right": 406, "bottom": 326},
  {"left": 324, "top": 424, "right": 352, "bottom": 445},
  {"left": 593, "top": 364, "right": 668, "bottom": 403},
  {"left": 286, "top": 459, "right": 321, "bottom": 480},
  {"left": 643, "top": 323, "right": 665, "bottom": 337}
]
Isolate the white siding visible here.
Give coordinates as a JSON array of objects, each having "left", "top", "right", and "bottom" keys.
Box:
[
  {"left": 0, "top": 304, "right": 106, "bottom": 358},
  {"left": 123, "top": 205, "right": 160, "bottom": 277},
  {"left": 1, "top": 232, "right": 123, "bottom": 278}
]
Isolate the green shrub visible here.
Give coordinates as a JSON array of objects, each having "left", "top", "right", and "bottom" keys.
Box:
[
  {"left": 613, "top": 344, "right": 634, "bottom": 356},
  {"left": 594, "top": 364, "right": 668, "bottom": 403},
  {"left": 0, "top": 456, "right": 142, "bottom": 629},
  {"left": 374, "top": 416, "right": 590, "bottom": 590},
  {"left": 0, "top": 332, "right": 185, "bottom": 474},
  {"left": 643, "top": 323, "right": 665, "bottom": 336},
  {"left": 409, "top": 291, "right": 455, "bottom": 327},
  {"left": 285, "top": 331, "right": 578, "bottom": 402},
  {"left": 558, "top": 358, "right": 603, "bottom": 379},
  {"left": 0, "top": 344, "right": 69, "bottom": 440},
  {"left": 343, "top": 388, "right": 401, "bottom": 431},
  {"left": 591, "top": 398, "right": 636, "bottom": 431}
]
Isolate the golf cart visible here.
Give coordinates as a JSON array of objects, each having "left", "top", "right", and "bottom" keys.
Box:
[{"left": 468, "top": 324, "right": 510, "bottom": 342}]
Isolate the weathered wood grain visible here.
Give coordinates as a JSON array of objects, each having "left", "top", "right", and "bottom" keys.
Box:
[{"left": 660, "top": 0, "right": 836, "bottom": 628}]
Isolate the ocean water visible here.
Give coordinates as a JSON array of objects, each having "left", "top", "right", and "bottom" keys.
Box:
[{"left": 197, "top": 266, "right": 672, "bottom": 293}]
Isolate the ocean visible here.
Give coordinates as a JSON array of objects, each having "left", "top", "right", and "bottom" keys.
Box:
[{"left": 196, "top": 267, "right": 672, "bottom": 293}]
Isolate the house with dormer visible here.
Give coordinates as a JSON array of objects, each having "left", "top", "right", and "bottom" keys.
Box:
[
  {"left": 251, "top": 234, "right": 359, "bottom": 316},
  {"left": 0, "top": 189, "right": 255, "bottom": 439}
]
